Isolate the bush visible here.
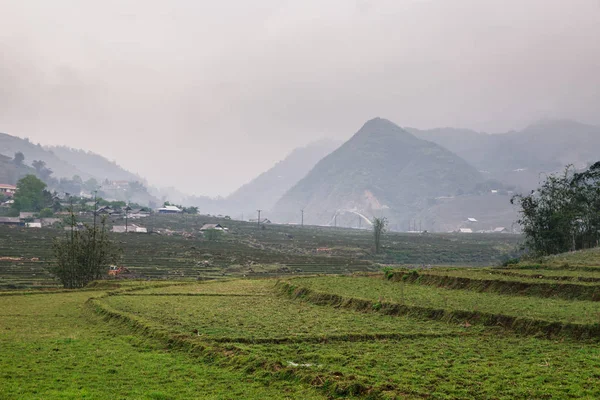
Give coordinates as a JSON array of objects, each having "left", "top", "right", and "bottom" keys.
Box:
[
  {"left": 50, "top": 213, "right": 121, "bottom": 288},
  {"left": 204, "top": 229, "right": 222, "bottom": 241},
  {"left": 39, "top": 208, "right": 54, "bottom": 218}
]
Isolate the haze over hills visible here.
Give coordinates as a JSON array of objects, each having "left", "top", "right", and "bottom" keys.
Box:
[
  {"left": 226, "top": 139, "right": 341, "bottom": 216},
  {"left": 0, "top": 132, "right": 142, "bottom": 185},
  {"left": 2, "top": 117, "right": 598, "bottom": 230},
  {"left": 46, "top": 146, "right": 142, "bottom": 183},
  {"left": 0, "top": 133, "right": 91, "bottom": 182},
  {"left": 272, "top": 118, "right": 484, "bottom": 230},
  {"left": 408, "top": 119, "right": 600, "bottom": 190}
]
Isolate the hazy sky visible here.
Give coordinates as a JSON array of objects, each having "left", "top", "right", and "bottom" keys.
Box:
[{"left": 1, "top": 0, "right": 599, "bottom": 195}]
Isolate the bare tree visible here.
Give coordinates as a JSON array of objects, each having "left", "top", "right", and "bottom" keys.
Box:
[{"left": 372, "top": 217, "right": 388, "bottom": 253}]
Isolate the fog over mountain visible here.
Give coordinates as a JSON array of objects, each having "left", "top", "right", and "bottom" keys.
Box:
[
  {"left": 1, "top": 0, "right": 599, "bottom": 196},
  {"left": 272, "top": 118, "right": 484, "bottom": 229},
  {"left": 408, "top": 119, "right": 600, "bottom": 190}
]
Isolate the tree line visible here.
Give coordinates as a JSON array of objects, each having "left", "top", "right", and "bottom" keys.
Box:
[{"left": 512, "top": 162, "right": 600, "bottom": 256}]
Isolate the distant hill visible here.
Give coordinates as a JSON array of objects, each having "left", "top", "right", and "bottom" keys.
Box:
[
  {"left": 226, "top": 139, "right": 341, "bottom": 215},
  {"left": 272, "top": 118, "right": 483, "bottom": 229},
  {"left": 0, "top": 132, "right": 143, "bottom": 184},
  {"left": 46, "top": 146, "right": 142, "bottom": 183},
  {"left": 0, "top": 133, "right": 90, "bottom": 181},
  {"left": 0, "top": 153, "right": 36, "bottom": 185},
  {"left": 408, "top": 119, "right": 600, "bottom": 190}
]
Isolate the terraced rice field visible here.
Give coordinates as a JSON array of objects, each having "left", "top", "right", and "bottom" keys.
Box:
[
  {"left": 3, "top": 254, "right": 600, "bottom": 399},
  {"left": 0, "top": 215, "right": 519, "bottom": 290}
]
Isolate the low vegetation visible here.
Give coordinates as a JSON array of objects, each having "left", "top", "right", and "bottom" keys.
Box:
[{"left": 3, "top": 265, "right": 600, "bottom": 399}]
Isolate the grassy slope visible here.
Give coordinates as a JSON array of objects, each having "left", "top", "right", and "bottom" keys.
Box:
[
  {"left": 290, "top": 276, "right": 600, "bottom": 325},
  {"left": 518, "top": 247, "right": 600, "bottom": 268},
  {"left": 3, "top": 276, "right": 600, "bottom": 398},
  {"left": 0, "top": 289, "right": 324, "bottom": 400}
]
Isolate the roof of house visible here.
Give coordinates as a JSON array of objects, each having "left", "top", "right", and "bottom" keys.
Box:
[
  {"left": 459, "top": 228, "right": 473, "bottom": 233},
  {"left": 493, "top": 227, "right": 507, "bottom": 232},
  {"left": 41, "top": 218, "right": 62, "bottom": 226},
  {"left": 26, "top": 222, "right": 42, "bottom": 228},
  {"left": 0, "top": 217, "right": 21, "bottom": 224},
  {"left": 160, "top": 205, "right": 182, "bottom": 212},
  {"left": 200, "top": 223, "right": 223, "bottom": 230},
  {"left": 249, "top": 218, "right": 272, "bottom": 223},
  {"left": 19, "top": 212, "right": 36, "bottom": 219},
  {"left": 0, "top": 184, "right": 17, "bottom": 190},
  {"left": 112, "top": 224, "right": 144, "bottom": 233},
  {"left": 467, "top": 217, "right": 478, "bottom": 222}
]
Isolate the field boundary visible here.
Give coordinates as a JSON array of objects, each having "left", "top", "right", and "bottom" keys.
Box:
[
  {"left": 276, "top": 281, "right": 600, "bottom": 340},
  {"left": 385, "top": 271, "right": 600, "bottom": 301},
  {"left": 488, "top": 269, "right": 600, "bottom": 283},
  {"left": 116, "top": 293, "right": 267, "bottom": 297}
]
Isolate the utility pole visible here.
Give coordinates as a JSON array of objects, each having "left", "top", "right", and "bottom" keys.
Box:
[
  {"left": 301, "top": 209, "right": 304, "bottom": 227},
  {"left": 257, "top": 209, "right": 261, "bottom": 228},
  {"left": 125, "top": 202, "right": 129, "bottom": 233},
  {"left": 358, "top": 216, "right": 361, "bottom": 229},
  {"left": 93, "top": 190, "right": 98, "bottom": 232},
  {"left": 334, "top": 214, "right": 337, "bottom": 228}
]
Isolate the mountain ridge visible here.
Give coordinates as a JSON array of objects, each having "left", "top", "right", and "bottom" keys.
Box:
[{"left": 272, "top": 118, "right": 484, "bottom": 229}]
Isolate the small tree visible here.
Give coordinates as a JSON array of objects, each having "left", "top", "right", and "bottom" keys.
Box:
[
  {"left": 372, "top": 217, "right": 388, "bottom": 253},
  {"left": 50, "top": 210, "right": 120, "bottom": 288},
  {"left": 39, "top": 208, "right": 54, "bottom": 218},
  {"left": 13, "top": 152, "right": 25, "bottom": 166},
  {"left": 12, "top": 175, "right": 53, "bottom": 212}
]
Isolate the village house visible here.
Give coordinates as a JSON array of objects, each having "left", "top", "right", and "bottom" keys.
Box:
[
  {"left": 200, "top": 223, "right": 225, "bottom": 231},
  {"left": 19, "top": 212, "right": 36, "bottom": 220},
  {"left": 112, "top": 224, "right": 148, "bottom": 233},
  {"left": 128, "top": 209, "right": 151, "bottom": 218},
  {"left": 0, "top": 217, "right": 23, "bottom": 226},
  {"left": 249, "top": 218, "right": 272, "bottom": 224},
  {"left": 158, "top": 205, "right": 182, "bottom": 214},
  {"left": 0, "top": 184, "right": 17, "bottom": 198}
]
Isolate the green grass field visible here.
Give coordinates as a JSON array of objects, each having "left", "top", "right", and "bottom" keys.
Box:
[
  {"left": 0, "top": 289, "right": 325, "bottom": 400},
  {"left": 6, "top": 222, "right": 600, "bottom": 398},
  {"left": 3, "top": 270, "right": 600, "bottom": 399}
]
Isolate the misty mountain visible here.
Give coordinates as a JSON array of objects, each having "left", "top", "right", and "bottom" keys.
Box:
[
  {"left": 226, "top": 139, "right": 341, "bottom": 215},
  {"left": 46, "top": 146, "right": 142, "bottom": 183},
  {"left": 0, "top": 133, "right": 91, "bottom": 181},
  {"left": 0, "top": 132, "right": 145, "bottom": 186},
  {"left": 272, "top": 118, "right": 483, "bottom": 229},
  {"left": 0, "top": 153, "right": 36, "bottom": 185},
  {"left": 408, "top": 119, "right": 600, "bottom": 190}
]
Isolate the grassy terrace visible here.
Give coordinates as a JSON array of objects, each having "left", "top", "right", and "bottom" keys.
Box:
[
  {"left": 288, "top": 276, "right": 600, "bottom": 325},
  {"left": 398, "top": 267, "right": 600, "bottom": 285},
  {"left": 492, "top": 268, "right": 600, "bottom": 281},
  {"left": 0, "top": 288, "right": 325, "bottom": 400},
  {"left": 4, "top": 273, "right": 600, "bottom": 399},
  {"left": 101, "top": 288, "right": 466, "bottom": 342},
  {"left": 237, "top": 335, "right": 600, "bottom": 399}
]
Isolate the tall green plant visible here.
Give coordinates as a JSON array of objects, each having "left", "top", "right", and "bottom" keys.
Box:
[
  {"left": 50, "top": 208, "right": 121, "bottom": 288},
  {"left": 373, "top": 217, "right": 388, "bottom": 253}
]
